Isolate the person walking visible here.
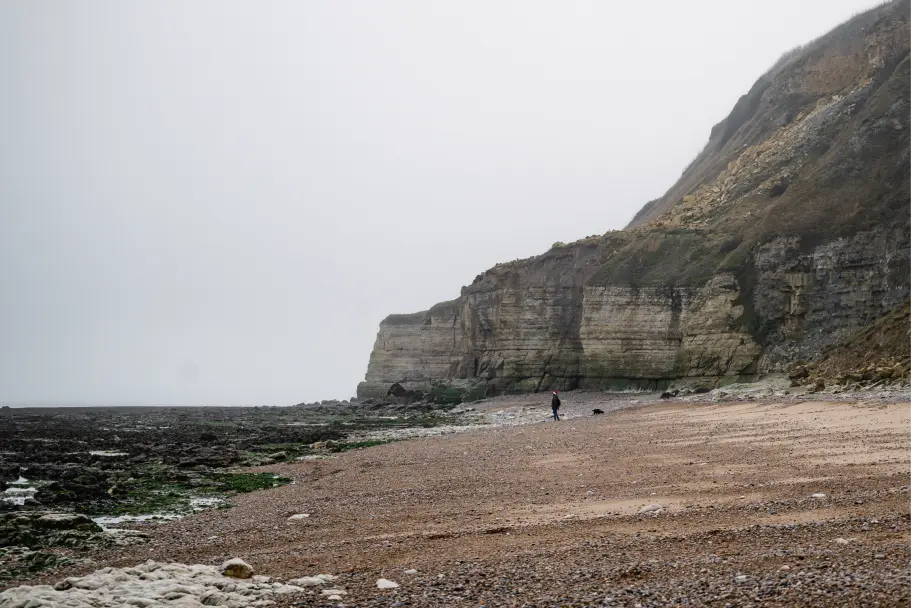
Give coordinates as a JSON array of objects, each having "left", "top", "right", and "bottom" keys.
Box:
[{"left": 551, "top": 390, "right": 561, "bottom": 421}]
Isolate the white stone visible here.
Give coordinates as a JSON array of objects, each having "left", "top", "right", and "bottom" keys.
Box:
[
  {"left": 833, "top": 537, "right": 850, "bottom": 545},
  {"left": 287, "top": 513, "right": 310, "bottom": 520},
  {"left": 321, "top": 588, "right": 347, "bottom": 596},
  {"left": 404, "top": 569, "right": 418, "bottom": 575},
  {"left": 287, "top": 576, "right": 324, "bottom": 587},
  {"left": 287, "top": 574, "right": 336, "bottom": 587},
  {"left": 0, "top": 561, "right": 310, "bottom": 608},
  {"left": 811, "top": 493, "right": 826, "bottom": 499},
  {"left": 376, "top": 579, "right": 399, "bottom": 589},
  {"left": 638, "top": 504, "right": 664, "bottom": 514}
]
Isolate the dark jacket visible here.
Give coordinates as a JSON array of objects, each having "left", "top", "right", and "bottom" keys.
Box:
[{"left": 551, "top": 394, "right": 561, "bottom": 409}]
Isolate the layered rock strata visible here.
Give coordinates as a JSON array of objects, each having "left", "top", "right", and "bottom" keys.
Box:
[{"left": 358, "top": 0, "right": 910, "bottom": 401}]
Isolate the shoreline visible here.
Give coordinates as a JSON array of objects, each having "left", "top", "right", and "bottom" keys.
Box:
[{"left": 2, "top": 384, "right": 908, "bottom": 605}]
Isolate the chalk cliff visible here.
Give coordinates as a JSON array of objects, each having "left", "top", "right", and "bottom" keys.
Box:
[{"left": 358, "top": 0, "right": 910, "bottom": 401}]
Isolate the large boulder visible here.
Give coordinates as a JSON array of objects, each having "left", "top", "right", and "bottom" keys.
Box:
[{"left": 221, "top": 558, "right": 254, "bottom": 579}]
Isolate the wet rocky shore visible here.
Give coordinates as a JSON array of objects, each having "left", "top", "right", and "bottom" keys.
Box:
[{"left": 0, "top": 400, "right": 468, "bottom": 583}]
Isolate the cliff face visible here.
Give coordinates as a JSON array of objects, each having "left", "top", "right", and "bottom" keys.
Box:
[{"left": 358, "top": 0, "right": 911, "bottom": 401}]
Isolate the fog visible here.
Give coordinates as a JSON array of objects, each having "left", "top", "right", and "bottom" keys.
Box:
[{"left": 0, "top": 1, "right": 882, "bottom": 405}]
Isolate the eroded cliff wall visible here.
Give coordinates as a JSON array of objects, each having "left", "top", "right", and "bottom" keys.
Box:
[
  {"left": 360, "top": 227, "right": 908, "bottom": 399},
  {"left": 358, "top": 0, "right": 910, "bottom": 401}
]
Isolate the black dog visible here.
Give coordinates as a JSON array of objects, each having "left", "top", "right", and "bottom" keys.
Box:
[{"left": 592, "top": 408, "right": 604, "bottom": 415}]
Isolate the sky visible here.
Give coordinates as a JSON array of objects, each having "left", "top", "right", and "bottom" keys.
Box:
[{"left": 0, "top": 0, "right": 886, "bottom": 405}]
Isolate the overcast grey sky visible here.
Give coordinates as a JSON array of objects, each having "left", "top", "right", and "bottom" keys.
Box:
[{"left": 0, "top": 1, "right": 883, "bottom": 405}]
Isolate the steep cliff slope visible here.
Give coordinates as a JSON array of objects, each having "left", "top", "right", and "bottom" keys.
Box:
[{"left": 358, "top": 0, "right": 910, "bottom": 401}]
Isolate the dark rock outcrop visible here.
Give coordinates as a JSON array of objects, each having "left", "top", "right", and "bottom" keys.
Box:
[{"left": 0, "top": 512, "right": 103, "bottom": 550}]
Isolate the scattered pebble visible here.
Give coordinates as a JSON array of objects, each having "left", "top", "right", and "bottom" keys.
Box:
[{"left": 377, "top": 578, "right": 400, "bottom": 589}]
